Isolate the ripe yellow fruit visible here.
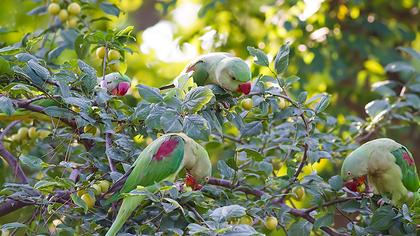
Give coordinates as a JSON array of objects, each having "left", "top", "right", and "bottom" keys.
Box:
[
  {"left": 10, "top": 134, "right": 21, "bottom": 142},
  {"left": 92, "top": 184, "right": 102, "bottom": 196},
  {"left": 48, "top": 3, "right": 61, "bottom": 15},
  {"left": 83, "top": 125, "right": 97, "bottom": 135},
  {"left": 81, "top": 193, "right": 95, "bottom": 208},
  {"left": 77, "top": 189, "right": 86, "bottom": 197},
  {"left": 28, "top": 127, "right": 38, "bottom": 139},
  {"left": 96, "top": 47, "right": 106, "bottom": 59},
  {"left": 18, "top": 127, "right": 29, "bottom": 139},
  {"left": 109, "top": 62, "right": 120, "bottom": 72},
  {"left": 71, "top": 105, "right": 81, "bottom": 113},
  {"left": 58, "top": 9, "right": 69, "bottom": 21},
  {"left": 67, "top": 2, "right": 81, "bottom": 15},
  {"left": 98, "top": 180, "right": 110, "bottom": 193},
  {"left": 107, "top": 49, "right": 121, "bottom": 61},
  {"left": 67, "top": 17, "right": 78, "bottom": 28},
  {"left": 264, "top": 216, "right": 278, "bottom": 230},
  {"left": 239, "top": 215, "right": 253, "bottom": 225},
  {"left": 278, "top": 98, "right": 288, "bottom": 109},
  {"left": 1, "top": 229, "right": 10, "bottom": 236},
  {"left": 241, "top": 98, "right": 253, "bottom": 110},
  {"left": 292, "top": 186, "right": 305, "bottom": 201},
  {"left": 37, "top": 130, "right": 51, "bottom": 140}
]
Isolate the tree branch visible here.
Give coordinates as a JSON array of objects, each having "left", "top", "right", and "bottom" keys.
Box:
[
  {"left": 207, "top": 177, "right": 349, "bottom": 236},
  {"left": 0, "top": 121, "right": 29, "bottom": 183},
  {"left": 105, "top": 132, "right": 116, "bottom": 172}
]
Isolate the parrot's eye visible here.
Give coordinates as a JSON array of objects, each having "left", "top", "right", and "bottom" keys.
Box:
[
  {"left": 231, "top": 76, "right": 237, "bottom": 81},
  {"left": 205, "top": 176, "right": 210, "bottom": 182},
  {"left": 347, "top": 171, "right": 351, "bottom": 176}
]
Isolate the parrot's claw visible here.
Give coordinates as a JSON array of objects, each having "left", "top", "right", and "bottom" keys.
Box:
[{"left": 377, "top": 198, "right": 391, "bottom": 206}]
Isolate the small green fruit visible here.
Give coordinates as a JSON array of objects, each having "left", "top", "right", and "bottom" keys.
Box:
[
  {"left": 48, "top": 3, "right": 61, "bottom": 15},
  {"left": 264, "top": 216, "right": 278, "bottom": 230}
]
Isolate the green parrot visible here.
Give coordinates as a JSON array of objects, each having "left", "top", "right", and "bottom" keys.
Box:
[
  {"left": 104, "top": 133, "right": 212, "bottom": 236},
  {"left": 341, "top": 138, "right": 419, "bottom": 205},
  {"left": 162, "top": 53, "right": 252, "bottom": 94},
  {"left": 98, "top": 72, "right": 131, "bottom": 96}
]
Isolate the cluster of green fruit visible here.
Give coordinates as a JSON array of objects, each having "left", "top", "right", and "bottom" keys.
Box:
[
  {"left": 8, "top": 127, "right": 51, "bottom": 143},
  {"left": 96, "top": 46, "right": 123, "bottom": 72},
  {"left": 229, "top": 215, "right": 278, "bottom": 231},
  {"left": 47, "top": 0, "right": 81, "bottom": 28},
  {"left": 76, "top": 180, "right": 110, "bottom": 209},
  {"left": 240, "top": 97, "right": 288, "bottom": 111}
]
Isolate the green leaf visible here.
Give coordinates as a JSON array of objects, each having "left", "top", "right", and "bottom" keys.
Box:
[
  {"left": 28, "top": 59, "right": 50, "bottom": 79},
  {"left": 297, "top": 91, "right": 308, "bottom": 104},
  {"left": 43, "top": 106, "right": 75, "bottom": 120},
  {"left": 314, "top": 213, "right": 334, "bottom": 229},
  {"left": 0, "top": 96, "right": 15, "bottom": 115},
  {"left": 397, "top": 47, "right": 420, "bottom": 60},
  {"left": 145, "top": 105, "right": 164, "bottom": 129},
  {"left": 328, "top": 175, "right": 343, "bottom": 191},
  {"left": 183, "top": 115, "right": 210, "bottom": 141},
  {"left": 137, "top": 84, "right": 163, "bottom": 103},
  {"left": 182, "top": 87, "right": 214, "bottom": 113},
  {"left": 405, "top": 94, "right": 420, "bottom": 109},
  {"left": 368, "top": 205, "right": 396, "bottom": 231},
  {"left": 365, "top": 99, "right": 389, "bottom": 118},
  {"left": 217, "top": 160, "right": 235, "bottom": 179},
  {"left": 247, "top": 46, "right": 269, "bottom": 66},
  {"left": 63, "top": 97, "right": 92, "bottom": 110},
  {"left": 241, "top": 121, "right": 263, "bottom": 137},
  {"left": 20, "top": 155, "right": 43, "bottom": 169},
  {"left": 210, "top": 205, "right": 246, "bottom": 222},
  {"left": 274, "top": 43, "right": 290, "bottom": 74},
  {"left": 78, "top": 60, "right": 96, "bottom": 78},
  {"left": 1, "top": 222, "right": 27, "bottom": 230},
  {"left": 314, "top": 94, "right": 330, "bottom": 113},
  {"left": 27, "top": 6, "right": 47, "bottom": 15},
  {"left": 288, "top": 220, "right": 312, "bottom": 235},
  {"left": 70, "top": 193, "right": 88, "bottom": 213},
  {"left": 385, "top": 62, "right": 415, "bottom": 74},
  {"left": 0, "top": 56, "right": 12, "bottom": 75},
  {"left": 160, "top": 110, "right": 183, "bottom": 132},
  {"left": 238, "top": 148, "right": 264, "bottom": 161},
  {"left": 100, "top": 3, "right": 120, "bottom": 16}
]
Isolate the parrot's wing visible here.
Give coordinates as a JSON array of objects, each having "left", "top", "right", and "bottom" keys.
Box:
[
  {"left": 121, "top": 135, "right": 185, "bottom": 193},
  {"left": 391, "top": 147, "right": 420, "bottom": 192}
]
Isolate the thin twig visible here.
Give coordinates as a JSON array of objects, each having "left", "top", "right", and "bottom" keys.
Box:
[
  {"left": 0, "top": 121, "right": 28, "bottom": 183},
  {"left": 105, "top": 132, "right": 116, "bottom": 172}
]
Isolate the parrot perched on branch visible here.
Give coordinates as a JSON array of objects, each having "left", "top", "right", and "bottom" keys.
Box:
[
  {"left": 341, "top": 138, "right": 419, "bottom": 205},
  {"left": 98, "top": 72, "right": 131, "bottom": 96},
  {"left": 161, "top": 53, "right": 252, "bottom": 95},
  {"left": 104, "top": 133, "right": 212, "bottom": 236}
]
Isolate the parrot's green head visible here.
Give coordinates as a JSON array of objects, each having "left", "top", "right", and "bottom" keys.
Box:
[
  {"left": 216, "top": 57, "right": 252, "bottom": 94},
  {"left": 107, "top": 72, "right": 131, "bottom": 96},
  {"left": 341, "top": 154, "right": 368, "bottom": 192}
]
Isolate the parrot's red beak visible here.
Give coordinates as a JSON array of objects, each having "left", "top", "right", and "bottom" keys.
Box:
[
  {"left": 185, "top": 174, "right": 203, "bottom": 191},
  {"left": 237, "top": 82, "right": 251, "bottom": 95},
  {"left": 111, "top": 82, "right": 130, "bottom": 96},
  {"left": 344, "top": 175, "right": 366, "bottom": 192}
]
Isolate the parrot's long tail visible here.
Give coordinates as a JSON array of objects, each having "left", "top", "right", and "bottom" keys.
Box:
[{"left": 105, "top": 195, "right": 145, "bottom": 236}]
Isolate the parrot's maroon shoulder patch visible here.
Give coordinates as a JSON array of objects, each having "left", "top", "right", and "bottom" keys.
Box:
[
  {"left": 402, "top": 151, "right": 414, "bottom": 166},
  {"left": 153, "top": 138, "right": 179, "bottom": 161}
]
